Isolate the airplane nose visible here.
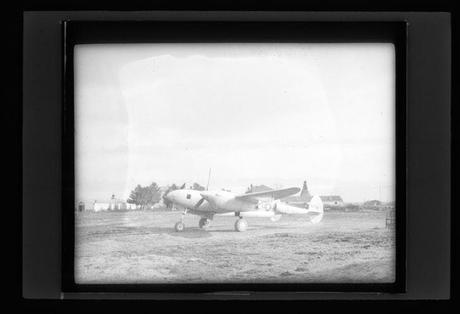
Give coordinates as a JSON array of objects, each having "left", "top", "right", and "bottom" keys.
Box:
[
  {"left": 163, "top": 192, "right": 173, "bottom": 202},
  {"left": 199, "top": 192, "right": 212, "bottom": 200},
  {"left": 200, "top": 192, "right": 217, "bottom": 208}
]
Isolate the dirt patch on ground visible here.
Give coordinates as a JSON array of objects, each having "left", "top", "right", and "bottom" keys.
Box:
[{"left": 75, "top": 210, "right": 395, "bottom": 284}]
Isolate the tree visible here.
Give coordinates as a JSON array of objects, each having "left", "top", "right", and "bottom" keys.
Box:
[
  {"left": 127, "top": 182, "right": 161, "bottom": 210},
  {"left": 163, "top": 183, "right": 179, "bottom": 209},
  {"left": 146, "top": 182, "right": 162, "bottom": 206},
  {"left": 127, "top": 184, "right": 143, "bottom": 207},
  {"left": 192, "top": 182, "right": 205, "bottom": 191}
]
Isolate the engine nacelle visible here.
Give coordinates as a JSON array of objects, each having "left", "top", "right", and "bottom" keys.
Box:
[
  {"left": 239, "top": 210, "right": 276, "bottom": 218},
  {"left": 217, "top": 210, "right": 277, "bottom": 219},
  {"left": 217, "top": 196, "right": 324, "bottom": 224}
]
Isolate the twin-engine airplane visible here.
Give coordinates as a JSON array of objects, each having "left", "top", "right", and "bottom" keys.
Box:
[{"left": 163, "top": 187, "right": 324, "bottom": 232}]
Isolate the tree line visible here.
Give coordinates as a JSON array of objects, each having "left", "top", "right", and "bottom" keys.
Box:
[{"left": 127, "top": 182, "right": 205, "bottom": 209}]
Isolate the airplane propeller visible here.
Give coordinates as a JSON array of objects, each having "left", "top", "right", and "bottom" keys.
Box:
[{"left": 193, "top": 197, "right": 206, "bottom": 210}]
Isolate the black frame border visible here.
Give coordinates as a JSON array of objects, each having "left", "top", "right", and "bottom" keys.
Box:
[{"left": 62, "top": 20, "right": 407, "bottom": 294}]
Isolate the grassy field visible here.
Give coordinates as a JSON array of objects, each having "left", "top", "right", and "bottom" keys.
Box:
[{"left": 75, "top": 209, "right": 395, "bottom": 284}]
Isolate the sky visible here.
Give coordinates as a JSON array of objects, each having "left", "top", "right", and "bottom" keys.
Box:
[{"left": 74, "top": 43, "right": 395, "bottom": 203}]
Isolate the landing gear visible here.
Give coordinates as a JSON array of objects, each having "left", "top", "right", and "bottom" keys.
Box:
[
  {"left": 174, "top": 221, "right": 185, "bottom": 232},
  {"left": 198, "top": 218, "right": 211, "bottom": 229},
  {"left": 174, "top": 209, "right": 187, "bottom": 232},
  {"left": 234, "top": 217, "right": 248, "bottom": 232}
]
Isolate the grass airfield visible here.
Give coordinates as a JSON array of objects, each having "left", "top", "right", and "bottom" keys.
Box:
[{"left": 75, "top": 209, "right": 395, "bottom": 284}]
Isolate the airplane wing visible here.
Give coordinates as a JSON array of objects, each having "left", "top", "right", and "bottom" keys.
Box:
[{"left": 235, "top": 187, "right": 301, "bottom": 203}]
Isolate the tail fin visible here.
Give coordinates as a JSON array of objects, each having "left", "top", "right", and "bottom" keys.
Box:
[{"left": 300, "top": 180, "right": 312, "bottom": 200}]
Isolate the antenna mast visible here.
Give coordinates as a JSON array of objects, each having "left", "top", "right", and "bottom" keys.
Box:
[{"left": 206, "top": 168, "right": 212, "bottom": 191}]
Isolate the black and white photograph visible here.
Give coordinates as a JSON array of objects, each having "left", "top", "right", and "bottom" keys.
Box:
[{"left": 74, "top": 43, "right": 396, "bottom": 284}]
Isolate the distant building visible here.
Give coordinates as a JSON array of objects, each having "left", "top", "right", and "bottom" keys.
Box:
[
  {"left": 92, "top": 200, "right": 138, "bottom": 211},
  {"left": 80, "top": 194, "right": 139, "bottom": 212},
  {"left": 363, "top": 200, "right": 382, "bottom": 207},
  {"left": 120, "top": 202, "right": 138, "bottom": 210},
  {"left": 93, "top": 202, "right": 111, "bottom": 212},
  {"left": 361, "top": 199, "right": 388, "bottom": 210}
]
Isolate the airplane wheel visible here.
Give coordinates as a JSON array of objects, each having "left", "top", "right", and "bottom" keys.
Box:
[
  {"left": 174, "top": 222, "right": 185, "bottom": 232},
  {"left": 198, "top": 218, "right": 211, "bottom": 229},
  {"left": 234, "top": 218, "right": 248, "bottom": 232}
]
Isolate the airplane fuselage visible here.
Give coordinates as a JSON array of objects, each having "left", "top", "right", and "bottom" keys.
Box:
[
  {"left": 165, "top": 189, "right": 257, "bottom": 213},
  {"left": 163, "top": 186, "right": 324, "bottom": 232}
]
